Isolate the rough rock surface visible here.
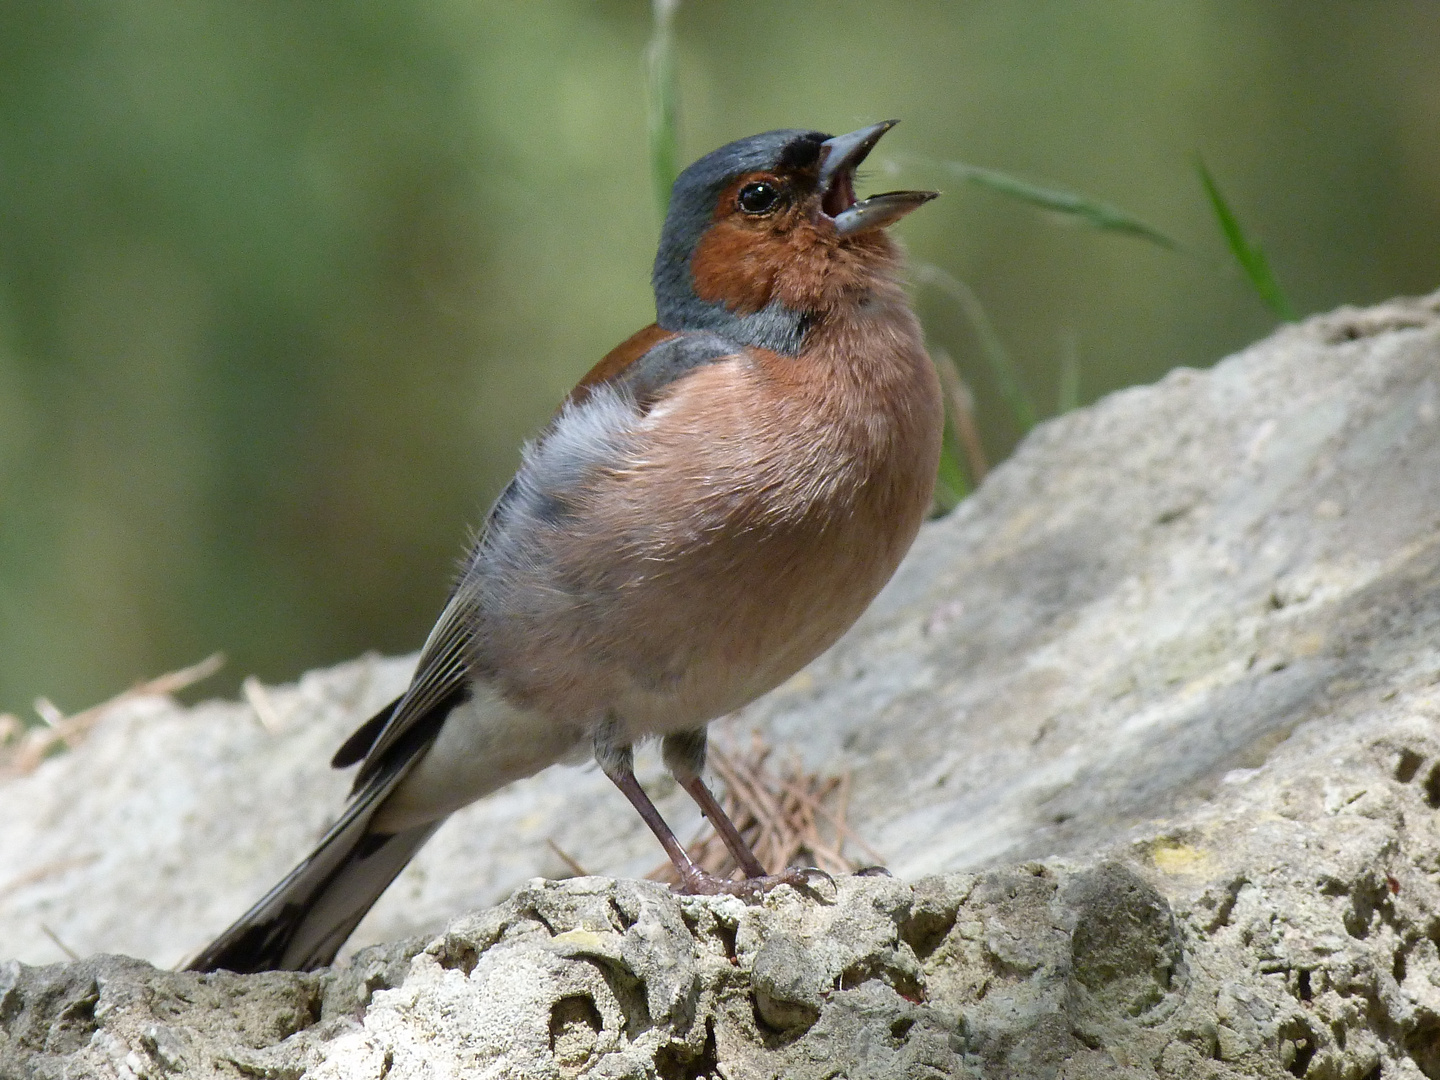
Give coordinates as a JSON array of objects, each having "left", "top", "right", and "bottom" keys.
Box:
[{"left": 3, "top": 292, "right": 1440, "bottom": 1077}]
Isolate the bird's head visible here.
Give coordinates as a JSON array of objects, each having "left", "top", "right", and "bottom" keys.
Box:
[{"left": 652, "top": 121, "right": 936, "bottom": 355}]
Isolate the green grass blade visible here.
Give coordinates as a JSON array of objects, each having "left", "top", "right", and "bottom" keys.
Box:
[
  {"left": 931, "top": 347, "right": 989, "bottom": 499},
  {"left": 1195, "top": 158, "right": 1296, "bottom": 321},
  {"left": 926, "top": 159, "right": 1179, "bottom": 251},
  {"left": 933, "top": 438, "right": 969, "bottom": 513},
  {"left": 645, "top": 0, "right": 681, "bottom": 222},
  {"left": 914, "top": 263, "right": 1037, "bottom": 433}
]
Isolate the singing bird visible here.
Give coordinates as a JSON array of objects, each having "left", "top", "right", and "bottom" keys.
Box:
[{"left": 188, "top": 121, "right": 942, "bottom": 973}]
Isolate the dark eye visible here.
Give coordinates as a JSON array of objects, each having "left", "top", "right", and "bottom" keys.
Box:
[{"left": 737, "top": 180, "right": 782, "bottom": 215}]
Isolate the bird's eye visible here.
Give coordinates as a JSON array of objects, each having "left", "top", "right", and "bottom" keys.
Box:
[{"left": 737, "top": 181, "right": 782, "bottom": 215}]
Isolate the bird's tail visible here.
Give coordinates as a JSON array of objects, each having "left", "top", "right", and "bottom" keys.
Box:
[{"left": 184, "top": 778, "right": 442, "bottom": 973}]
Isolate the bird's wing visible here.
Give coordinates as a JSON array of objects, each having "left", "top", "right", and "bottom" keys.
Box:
[
  {"left": 335, "top": 326, "right": 744, "bottom": 790},
  {"left": 614, "top": 330, "right": 747, "bottom": 406},
  {"left": 566, "top": 324, "right": 676, "bottom": 405},
  {"left": 566, "top": 324, "right": 744, "bottom": 410},
  {"left": 345, "top": 584, "right": 479, "bottom": 790}
]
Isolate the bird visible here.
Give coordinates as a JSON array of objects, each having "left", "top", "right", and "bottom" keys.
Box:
[{"left": 186, "top": 120, "right": 942, "bottom": 974}]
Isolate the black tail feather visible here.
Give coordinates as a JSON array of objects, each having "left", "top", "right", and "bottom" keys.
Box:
[
  {"left": 331, "top": 696, "right": 401, "bottom": 769},
  {"left": 185, "top": 780, "right": 442, "bottom": 973},
  {"left": 194, "top": 676, "right": 471, "bottom": 971}
]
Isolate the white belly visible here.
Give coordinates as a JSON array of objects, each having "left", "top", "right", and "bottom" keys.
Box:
[{"left": 370, "top": 682, "right": 585, "bottom": 833}]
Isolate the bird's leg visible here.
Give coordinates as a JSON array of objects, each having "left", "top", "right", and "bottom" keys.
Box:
[
  {"left": 594, "top": 720, "right": 816, "bottom": 899},
  {"left": 661, "top": 729, "right": 766, "bottom": 877},
  {"left": 594, "top": 721, "right": 706, "bottom": 882},
  {"left": 662, "top": 729, "right": 827, "bottom": 896}
]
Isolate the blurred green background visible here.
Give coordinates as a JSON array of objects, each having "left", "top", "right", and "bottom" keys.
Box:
[{"left": 2, "top": 1, "right": 1438, "bottom": 717}]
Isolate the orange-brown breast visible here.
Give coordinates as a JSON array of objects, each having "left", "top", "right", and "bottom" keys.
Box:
[{"left": 485, "top": 278, "right": 943, "bottom": 736}]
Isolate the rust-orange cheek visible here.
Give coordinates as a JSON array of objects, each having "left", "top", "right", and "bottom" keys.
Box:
[
  {"left": 689, "top": 219, "right": 784, "bottom": 316},
  {"left": 689, "top": 199, "right": 902, "bottom": 320}
]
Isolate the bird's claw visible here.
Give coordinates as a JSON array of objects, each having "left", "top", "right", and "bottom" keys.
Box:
[
  {"left": 854, "top": 865, "right": 893, "bottom": 878},
  {"left": 673, "top": 865, "right": 836, "bottom": 901},
  {"left": 793, "top": 865, "right": 837, "bottom": 893}
]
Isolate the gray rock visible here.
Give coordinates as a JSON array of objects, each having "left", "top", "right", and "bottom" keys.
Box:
[{"left": 3, "top": 291, "right": 1440, "bottom": 1076}]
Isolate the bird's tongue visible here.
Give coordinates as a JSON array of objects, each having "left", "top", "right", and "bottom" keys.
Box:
[{"left": 822, "top": 169, "right": 857, "bottom": 218}]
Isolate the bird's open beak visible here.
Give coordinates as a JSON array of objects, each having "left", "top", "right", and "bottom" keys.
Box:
[{"left": 818, "top": 121, "right": 938, "bottom": 237}]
